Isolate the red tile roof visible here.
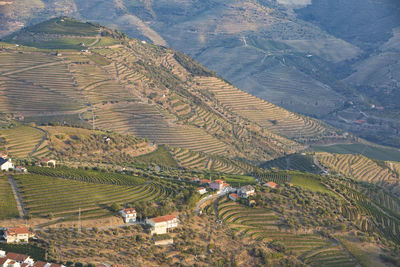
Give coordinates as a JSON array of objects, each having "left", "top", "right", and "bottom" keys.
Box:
[
  {"left": 266, "top": 181, "right": 277, "bottom": 188},
  {"left": 0, "top": 258, "right": 8, "bottom": 265},
  {"left": 122, "top": 208, "right": 136, "bottom": 214},
  {"left": 223, "top": 183, "right": 229, "bottom": 187},
  {"left": 213, "top": 179, "right": 224, "bottom": 183},
  {"left": 34, "top": 262, "right": 47, "bottom": 267},
  {"left": 200, "top": 179, "right": 211, "bottom": 184},
  {"left": 229, "top": 193, "right": 238, "bottom": 198},
  {"left": 6, "top": 252, "right": 30, "bottom": 261},
  {"left": 197, "top": 187, "right": 206, "bottom": 190},
  {"left": 151, "top": 215, "right": 177, "bottom": 223},
  {"left": 6, "top": 227, "right": 31, "bottom": 236}
]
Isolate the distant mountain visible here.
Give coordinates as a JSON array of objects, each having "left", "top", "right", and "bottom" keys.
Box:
[{"left": 1, "top": 0, "right": 400, "bottom": 148}]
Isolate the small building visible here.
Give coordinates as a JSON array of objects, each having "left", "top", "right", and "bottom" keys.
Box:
[
  {"left": 3, "top": 227, "right": 34, "bottom": 243},
  {"left": 197, "top": 187, "right": 207, "bottom": 195},
  {"left": 210, "top": 180, "right": 224, "bottom": 191},
  {"left": 238, "top": 185, "right": 256, "bottom": 198},
  {"left": 120, "top": 208, "right": 137, "bottom": 223},
  {"left": 264, "top": 181, "right": 278, "bottom": 189},
  {"left": 0, "top": 155, "right": 14, "bottom": 171},
  {"left": 15, "top": 166, "right": 27, "bottom": 173},
  {"left": 146, "top": 215, "right": 178, "bottom": 235},
  {"left": 36, "top": 158, "right": 56, "bottom": 168},
  {"left": 229, "top": 193, "right": 239, "bottom": 201}
]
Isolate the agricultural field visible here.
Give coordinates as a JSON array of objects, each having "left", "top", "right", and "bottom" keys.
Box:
[
  {"left": 312, "top": 143, "right": 400, "bottom": 162},
  {"left": 214, "top": 198, "right": 355, "bottom": 264},
  {"left": 0, "top": 175, "right": 19, "bottom": 219},
  {"left": 194, "top": 76, "right": 345, "bottom": 143},
  {"left": 0, "top": 125, "right": 47, "bottom": 158},
  {"left": 171, "top": 147, "right": 253, "bottom": 174},
  {"left": 261, "top": 153, "right": 321, "bottom": 173},
  {"left": 315, "top": 152, "right": 400, "bottom": 195},
  {"left": 14, "top": 173, "right": 171, "bottom": 219}
]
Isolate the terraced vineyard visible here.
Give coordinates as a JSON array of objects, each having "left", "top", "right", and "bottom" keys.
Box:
[
  {"left": 14, "top": 174, "right": 170, "bottom": 219},
  {"left": 27, "top": 166, "right": 146, "bottom": 186},
  {"left": 95, "top": 102, "right": 230, "bottom": 155},
  {"left": 194, "top": 76, "right": 343, "bottom": 143},
  {"left": 217, "top": 200, "right": 346, "bottom": 258},
  {"left": 302, "top": 246, "right": 356, "bottom": 267},
  {"left": 261, "top": 153, "right": 321, "bottom": 173},
  {"left": 0, "top": 175, "right": 19, "bottom": 219},
  {"left": 171, "top": 147, "right": 253, "bottom": 174},
  {"left": 0, "top": 125, "right": 48, "bottom": 158},
  {"left": 0, "top": 52, "right": 84, "bottom": 114},
  {"left": 315, "top": 153, "right": 400, "bottom": 195}
]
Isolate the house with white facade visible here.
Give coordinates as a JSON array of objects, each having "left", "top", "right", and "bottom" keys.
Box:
[
  {"left": 197, "top": 187, "right": 207, "bottom": 195},
  {"left": 146, "top": 215, "right": 178, "bottom": 235},
  {"left": 3, "top": 227, "right": 34, "bottom": 243},
  {"left": 238, "top": 185, "right": 256, "bottom": 198},
  {"left": 120, "top": 208, "right": 137, "bottom": 223},
  {"left": 0, "top": 155, "right": 14, "bottom": 171}
]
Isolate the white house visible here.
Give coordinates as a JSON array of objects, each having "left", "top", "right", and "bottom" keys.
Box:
[
  {"left": 0, "top": 155, "right": 14, "bottom": 171},
  {"left": 197, "top": 187, "right": 207, "bottom": 195},
  {"left": 146, "top": 215, "right": 178, "bottom": 235},
  {"left": 0, "top": 258, "right": 21, "bottom": 267},
  {"left": 120, "top": 208, "right": 137, "bottom": 223},
  {"left": 3, "top": 227, "right": 34, "bottom": 243},
  {"left": 238, "top": 185, "right": 256, "bottom": 198},
  {"left": 36, "top": 158, "right": 56, "bottom": 168}
]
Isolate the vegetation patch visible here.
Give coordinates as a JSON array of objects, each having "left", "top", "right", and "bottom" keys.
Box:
[{"left": 134, "top": 145, "right": 178, "bottom": 167}]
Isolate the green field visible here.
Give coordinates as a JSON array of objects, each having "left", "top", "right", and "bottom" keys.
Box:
[
  {"left": 224, "top": 174, "right": 257, "bottom": 186},
  {"left": 134, "top": 145, "right": 178, "bottom": 167},
  {"left": 312, "top": 143, "right": 400, "bottom": 161},
  {"left": 0, "top": 175, "right": 19, "bottom": 219},
  {"left": 26, "top": 17, "right": 99, "bottom": 36},
  {"left": 289, "top": 172, "right": 332, "bottom": 194}
]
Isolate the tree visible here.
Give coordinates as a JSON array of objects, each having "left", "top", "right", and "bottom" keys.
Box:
[{"left": 110, "top": 202, "right": 121, "bottom": 212}]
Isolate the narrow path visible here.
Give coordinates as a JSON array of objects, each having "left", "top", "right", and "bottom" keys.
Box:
[
  {"left": 29, "top": 127, "right": 47, "bottom": 157},
  {"left": 8, "top": 175, "right": 26, "bottom": 218}
]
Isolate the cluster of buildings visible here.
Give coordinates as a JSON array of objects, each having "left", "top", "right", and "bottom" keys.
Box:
[
  {"left": 0, "top": 154, "right": 27, "bottom": 173},
  {"left": 120, "top": 209, "right": 178, "bottom": 236},
  {"left": 0, "top": 251, "right": 63, "bottom": 267}
]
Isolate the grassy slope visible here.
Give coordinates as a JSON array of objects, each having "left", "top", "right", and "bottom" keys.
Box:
[
  {"left": 0, "top": 175, "right": 19, "bottom": 219},
  {"left": 134, "top": 145, "right": 178, "bottom": 167},
  {"left": 289, "top": 172, "right": 332, "bottom": 194}
]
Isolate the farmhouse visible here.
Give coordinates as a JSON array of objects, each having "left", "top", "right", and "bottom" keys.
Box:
[
  {"left": 146, "top": 215, "right": 178, "bottom": 235},
  {"left": 210, "top": 180, "right": 224, "bottom": 191},
  {"left": 120, "top": 208, "right": 137, "bottom": 223},
  {"left": 238, "top": 185, "right": 255, "bottom": 198},
  {"left": 0, "top": 155, "right": 14, "bottom": 171},
  {"left": 197, "top": 187, "right": 207, "bottom": 195},
  {"left": 3, "top": 227, "right": 34, "bottom": 243},
  {"left": 229, "top": 193, "right": 239, "bottom": 201}
]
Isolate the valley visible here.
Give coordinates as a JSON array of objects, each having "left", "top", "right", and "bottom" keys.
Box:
[{"left": 0, "top": 16, "right": 399, "bottom": 267}]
